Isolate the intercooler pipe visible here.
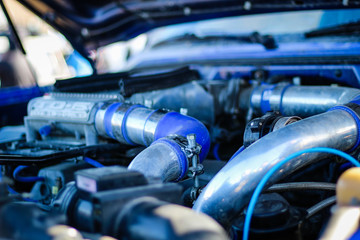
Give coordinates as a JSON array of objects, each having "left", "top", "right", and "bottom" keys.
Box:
[
  {"left": 193, "top": 99, "right": 360, "bottom": 228},
  {"left": 95, "top": 102, "right": 210, "bottom": 182},
  {"left": 250, "top": 84, "right": 360, "bottom": 117}
]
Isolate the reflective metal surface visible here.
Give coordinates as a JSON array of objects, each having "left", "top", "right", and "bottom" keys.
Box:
[
  {"left": 130, "top": 82, "right": 215, "bottom": 125},
  {"left": 251, "top": 85, "right": 360, "bottom": 117},
  {"left": 95, "top": 102, "right": 168, "bottom": 145},
  {"left": 111, "top": 103, "right": 132, "bottom": 144},
  {"left": 94, "top": 101, "right": 115, "bottom": 137},
  {"left": 125, "top": 107, "right": 155, "bottom": 145},
  {"left": 143, "top": 110, "right": 168, "bottom": 146},
  {"left": 281, "top": 86, "right": 360, "bottom": 116},
  {"left": 193, "top": 109, "right": 358, "bottom": 228}
]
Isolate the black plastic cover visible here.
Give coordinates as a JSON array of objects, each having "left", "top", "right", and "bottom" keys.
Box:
[{"left": 75, "top": 166, "right": 148, "bottom": 194}]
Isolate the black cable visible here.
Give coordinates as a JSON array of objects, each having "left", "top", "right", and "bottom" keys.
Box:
[
  {"left": 306, "top": 196, "right": 336, "bottom": 219},
  {"left": 265, "top": 182, "right": 336, "bottom": 193},
  {"left": 0, "top": 0, "right": 26, "bottom": 55},
  {"left": 0, "top": 144, "right": 129, "bottom": 167}
]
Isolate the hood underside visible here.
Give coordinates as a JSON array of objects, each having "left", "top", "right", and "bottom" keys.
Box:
[{"left": 15, "top": 0, "right": 360, "bottom": 54}]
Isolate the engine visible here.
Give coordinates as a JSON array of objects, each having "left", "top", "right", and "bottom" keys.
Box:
[{"left": 1, "top": 66, "right": 360, "bottom": 240}]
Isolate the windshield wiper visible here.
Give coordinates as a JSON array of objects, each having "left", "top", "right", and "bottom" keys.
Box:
[
  {"left": 305, "top": 20, "right": 360, "bottom": 38},
  {"left": 152, "top": 31, "right": 278, "bottom": 50}
]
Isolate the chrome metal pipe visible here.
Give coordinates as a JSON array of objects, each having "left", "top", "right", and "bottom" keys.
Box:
[
  {"left": 265, "top": 182, "right": 336, "bottom": 193},
  {"left": 193, "top": 109, "right": 358, "bottom": 227},
  {"left": 95, "top": 102, "right": 166, "bottom": 146},
  {"left": 95, "top": 101, "right": 210, "bottom": 158},
  {"left": 251, "top": 85, "right": 360, "bottom": 117},
  {"left": 95, "top": 101, "right": 210, "bottom": 182}
]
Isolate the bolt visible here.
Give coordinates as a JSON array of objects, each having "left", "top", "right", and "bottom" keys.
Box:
[
  {"left": 187, "top": 134, "right": 196, "bottom": 148},
  {"left": 180, "top": 108, "right": 188, "bottom": 115}
]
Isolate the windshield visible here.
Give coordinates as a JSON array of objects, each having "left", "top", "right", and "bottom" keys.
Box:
[
  {"left": 147, "top": 9, "right": 360, "bottom": 45},
  {"left": 98, "top": 9, "right": 360, "bottom": 73},
  {"left": 1, "top": 0, "right": 92, "bottom": 86}
]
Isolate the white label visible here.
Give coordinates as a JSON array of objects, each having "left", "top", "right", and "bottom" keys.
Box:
[
  {"left": 76, "top": 175, "right": 97, "bottom": 193},
  {"left": 29, "top": 99, "right": 95, "bottom": 122}
]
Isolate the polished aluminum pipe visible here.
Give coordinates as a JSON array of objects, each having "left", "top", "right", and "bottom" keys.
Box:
[
  {"left": 251, "top": 85, "right": 360, "bottom": 117},
  {"left": 95, "top": 101, "right": 210, "bottom": 182},
  {"left": 193, "top": 108, "right": 358, "bottom": 227},
  {"left": 95, "top": 102, "right": 165, "bottom": 146},
  {"left": 95, "top": 102, "right": 210, "bottom": 159}
]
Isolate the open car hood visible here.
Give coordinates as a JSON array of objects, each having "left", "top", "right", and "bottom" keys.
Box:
[{"left": 16, "top": 0, "right": 360, "bottom": 54}]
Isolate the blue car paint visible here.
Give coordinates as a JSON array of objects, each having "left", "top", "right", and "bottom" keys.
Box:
[
  {"left": 129, "top": 41, "right": 360, "bottom": 87},
  {"left": 203, "top": 65, "right": 360, "bottom": 88},
  {"left": 0, "top": 85, "right": 50, "bottom": 126},
  {"left": 0, "top": 85, "right": 48, "bottom": 107},
  {"left": 130, "top": 42, "right": 360, "bottom": 68}
]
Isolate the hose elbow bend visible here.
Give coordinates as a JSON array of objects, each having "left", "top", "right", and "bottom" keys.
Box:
[
  {"left": 154, "top": 112, "right": 210, "bottom": 161},
  {"left": 128, "top": 137, "right": 188, "bottom": 182}
]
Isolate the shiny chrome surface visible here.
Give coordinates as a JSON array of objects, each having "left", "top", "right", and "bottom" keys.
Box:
[
  {"left": 281, "top": 86, "right": 360, "bottom": 116},
  {"left": 130, "top": 82, "right": 215, "bottom": 125},
  {"left": 94, "top": 101, "right": 115, "bottom": 137},
  {"left": 193, "top": 109, "right": 358, "bottom": 227},
  {"left": 125, "top": 107, "right": 155, "bottom": 145},
  {"left": 143, "top": 110, "right": 168, "bottom": 146},
  {"left": 95, "top": 102, "right": 167, "bottom": 145},
  {"left": 249, "top": 85, "right": 264, "bottom": 112},
  {"left": 111, "top": 103, "right": 132, "bottom": 144},
  {"left": 251, "top": 85, "right": 360, "bottom": 117}
]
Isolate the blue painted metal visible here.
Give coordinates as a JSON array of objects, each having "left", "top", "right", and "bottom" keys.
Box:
[
  {"left": 130, "top": 41, "right": 360, "bottom": 87},
  {"left": 132, "top": 42, "right": 360, "bottom": 65},
  {"left": 0, "top": 85, "right": 48, "bottom": 107},
  {"left": 0, "top": 85, "right": 49, "bottom": 126},
  {"left": 202, "top": 64, "right": 360, "bottom": 87}
]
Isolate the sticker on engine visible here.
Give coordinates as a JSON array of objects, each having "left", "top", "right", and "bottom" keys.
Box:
[
  {"left": 29, "top": 100, "right": 95, "bottom": 122},
  {"left": 76, "top": 175, "right": 97, "bottom": 193}
]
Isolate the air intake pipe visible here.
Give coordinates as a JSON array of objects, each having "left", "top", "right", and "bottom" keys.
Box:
[
  {"left": 250, "top": 84, "right": 360, "bottom": 117},
  {"left": 95, "top": 102, "right": 210, "bottom": 182},
  {"left": 193, "top": 99, "right": 360, "bottom": 228}
]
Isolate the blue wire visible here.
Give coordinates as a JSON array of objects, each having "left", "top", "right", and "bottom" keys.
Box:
[
  {"left": 84, "top": 157, "right": 104, "bottom": 168},
  {"left": 0, "top": 165, "right": 38, "bottom": 202},
  {"left": 213, "top": 144, "right": 221, "bottom": 161},
  {"left": 6, "top": 185, "right": 38, "bottom": 202},
  {"left": 6, "top": 185, "right": 18, "bottom": 194},
  {"left": 13, "top": 166, "right": 45, "bottom": 182},
  {"left": 243, "top": 147, "right": 360, "bottom": 240},
  {"left": 229, "top": 146, "right": 245, "bottom": 161}
]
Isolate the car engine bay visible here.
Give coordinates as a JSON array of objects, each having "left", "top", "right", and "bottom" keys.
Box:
[
  {"left": 1, "top": 63, "right": 360, "bottom": 239},
  {"left": 1, "top": 0, "right": 360, "bottom": 239}
]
